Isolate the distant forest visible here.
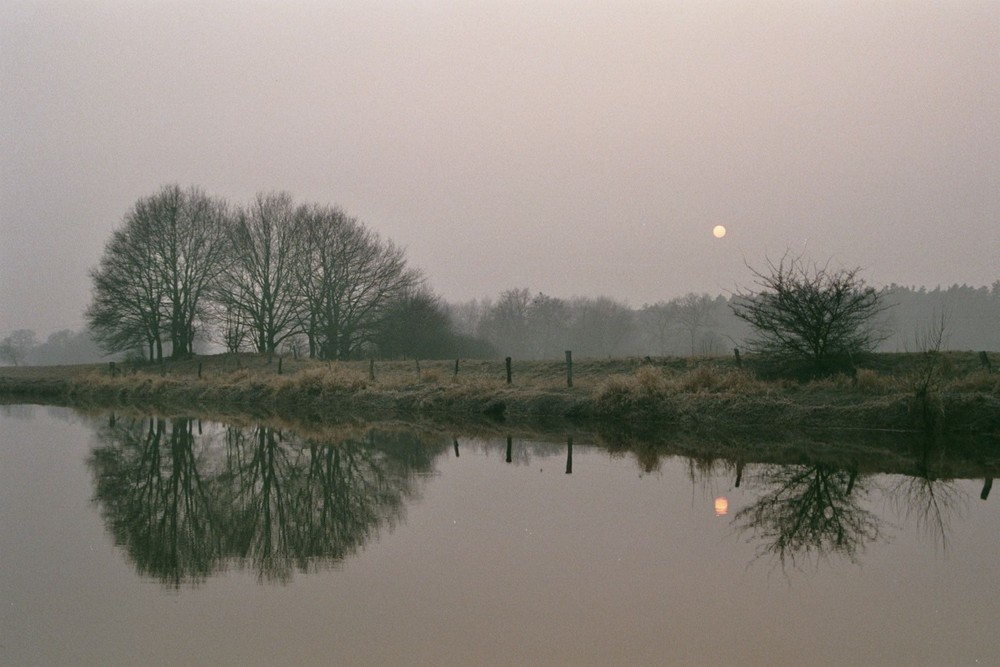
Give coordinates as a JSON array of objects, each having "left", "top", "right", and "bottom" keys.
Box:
[
  {"left": 446, "top": 282, "right": 1000, "bottom": 361},
  {"left": 4, "top": 281, "right": 999, "bottom": 366}
]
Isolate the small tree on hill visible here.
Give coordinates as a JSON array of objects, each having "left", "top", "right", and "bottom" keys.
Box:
[{"left": 731, "top": 255, "right": 890, "bottom": 374}]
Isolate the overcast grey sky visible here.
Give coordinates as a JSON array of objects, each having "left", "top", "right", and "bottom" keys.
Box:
[{"left": 2, "top": 1, "right": 998, "bottom": 336}]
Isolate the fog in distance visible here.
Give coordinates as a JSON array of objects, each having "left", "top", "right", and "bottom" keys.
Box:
[{"left": 2, "top": 2, "right": 998, "bottom": 337}]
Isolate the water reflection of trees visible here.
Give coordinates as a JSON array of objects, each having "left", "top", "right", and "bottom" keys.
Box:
[
  {"left": 882, "top": 436, "right": 972, "bottom": 553},
  {"left": 885, "top": 475, "right": 967, "bottom": 552},
  {"left": 730, "top": 461, "right": 976, "bottom": 570},
  {"left": 89, "top": 416, "right": 445, "bottom": 587},
  {"left": 733, "top": 465, "right": 883, "bottom": 569},
  {"left": 594, "top": 426, "right": 995, "bottom": 570}
]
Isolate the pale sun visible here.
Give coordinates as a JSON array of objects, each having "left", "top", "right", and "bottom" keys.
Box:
[{"left": 712, "top": 225, "right": 727, "bottom": 238}]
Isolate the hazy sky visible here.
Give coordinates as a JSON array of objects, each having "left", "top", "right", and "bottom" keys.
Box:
[{"left": 2, "top": 1, "right": 998, "bottom": 336}]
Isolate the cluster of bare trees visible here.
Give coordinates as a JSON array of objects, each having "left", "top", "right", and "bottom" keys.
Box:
[
  {"left": 89, "top": 415, "right": 442, "bottom": 584},
  {"left": 87, "top": 185, "right": 430, "bottom": 361}
]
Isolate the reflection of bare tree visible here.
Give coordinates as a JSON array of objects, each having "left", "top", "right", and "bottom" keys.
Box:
[
  {"left": 221, "top": 425, "right": 297, "bottom": 582},
  {"left": 221, "top": 426, "right": 429, "bottom": 582},
  {"left": 879, "top": 433, "right": 971, "bottom": 552},
  {"left": 89, "top": 416, "right": 444, "bottom": 587},
  {"left": 885, "top": 475, "right": 967, "bottom": 552},
  {"left": 91, "top": 417, "right": 219, "bottom": 586},
  {"left": 734, "top": 465, "right": 883, "bottom": 569}
]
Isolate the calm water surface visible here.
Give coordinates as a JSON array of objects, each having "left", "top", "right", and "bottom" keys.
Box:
[{"left": 1, "top": 405, "right": 998, "bottom": 666}]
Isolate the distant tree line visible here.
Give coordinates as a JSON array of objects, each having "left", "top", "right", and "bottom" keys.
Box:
[
  {"left": 0, "top": 328, "right": 103, "bottom": 366},
  {"left": 85, "top": 185, "right": 492, "bottom": 362},
  {"left": 447, "top": 289, "right": 748, "bottom": 360},
  {"left": 449, "top": 279, "right": 1000, "bottom": 362},
  {"left": 3, "top": 280, "right": 995, "bottom": 368},
  {"left": 882, "top": 282, "right": 1000, "bottom": 353}
]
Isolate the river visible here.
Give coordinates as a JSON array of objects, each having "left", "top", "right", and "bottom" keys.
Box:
[{"left": 1, "top": 404, "right": 998, "bottom": 665}]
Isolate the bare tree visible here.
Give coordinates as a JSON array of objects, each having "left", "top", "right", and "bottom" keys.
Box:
[
  {"left": 731, "top": 254, "right": 889, "bottom": 373},
  {"left": 215, "top": 192, "right": 303, "bottom": 355},
  {"left": 87, "top": 210, "right": 167, "bottom": 360},
  {"left": 209, "top": 301, "right": 252, "bottom": 354},
  {"left": 566, "top": 296, "right": 634, "bottom": 358},
  {"left": 149, "top": 186, "right": 229, "bottom": 357},
  {"left": 526, "top": 293, "right": 568, "bottom": 359},
  {"left": 638, "top": 301, "right": 679, "bottom": 356},
  {"left": 445, "top": 298, "right": 490, "bottom": 338},
  {"left": 478, "top": 288, "right": 531, "bottom": 357},
  {"left": 0, "top": 329, "right": 36, "bottom": 366},
  {"left": 295, "top": 205, "right": 419, "bottom": 360},
  {"left": 87, "top": 185, "right": 229, "bottom": 360},
  {"left": 676, "top": 293, "right": 716, "bottom": 356}
]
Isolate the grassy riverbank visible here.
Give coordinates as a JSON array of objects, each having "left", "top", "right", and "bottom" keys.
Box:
[{"left": 1, "top": 351, "right": 998, "bottom": 435}]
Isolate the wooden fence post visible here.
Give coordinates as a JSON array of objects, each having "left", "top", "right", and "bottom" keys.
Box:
[
  {"left": 277, "top": 357, "right": 282, "bottom": 375},
  {"left": 565, "top": 350, "right": 573, "bottom": 388},
  {"left": 734, "top": 348, "right": 742, "bottom": 368},
  {"left": 454, "top": 358, "right": 460, "bottom": 378},
  {"left": 506, "top": 435, "right": 512, "bottom": 463},
  {"left": 369, "top": 358, "right": 375, "bottom": 381},
  {"left": 566, "top": 437, "right": 573, "bottom": 474},
  {"left": 505, "top": 357, "right": 512, "bottom": 385},
  {"left": 198, "top": 362, "right": 202, "bottom": 379}
]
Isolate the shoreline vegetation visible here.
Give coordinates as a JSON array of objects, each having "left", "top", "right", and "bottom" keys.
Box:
[
  {"left": 1, "top": 351, "right": 997, "bottom": 434},
  {"left": 2, "top": 351, "right": 998, "bottom": 480}
]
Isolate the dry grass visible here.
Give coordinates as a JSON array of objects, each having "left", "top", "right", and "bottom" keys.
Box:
[
  {"left": 2, "top": 351, "right": 997, "bottom": 433},
  {"left": 942, "top": 370, "right": 1000, "bottom": 393}
]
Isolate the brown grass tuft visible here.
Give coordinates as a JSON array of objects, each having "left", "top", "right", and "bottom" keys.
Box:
[{"left": 670, "top": 366, "right": 766, "bottom": 395}]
